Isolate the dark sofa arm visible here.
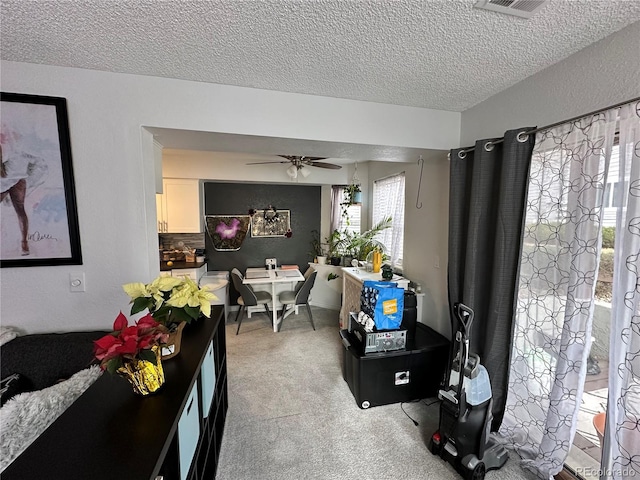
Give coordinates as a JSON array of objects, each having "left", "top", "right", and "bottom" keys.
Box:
[{"left": 1, "top": 331, "right": 108, "bottom": 392}]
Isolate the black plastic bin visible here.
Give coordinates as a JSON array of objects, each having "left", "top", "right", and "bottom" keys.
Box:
[{"left": 340, "top": 322, "right": 449, "bottom": 409}]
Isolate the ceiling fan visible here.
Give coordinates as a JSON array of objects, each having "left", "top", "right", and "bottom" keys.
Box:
[{"left": 247, "top": 155, "right": 342, "bottom": 170}]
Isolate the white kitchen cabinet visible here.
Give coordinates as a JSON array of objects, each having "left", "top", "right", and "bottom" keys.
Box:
[{"left": 156, "top": 178, "right": 202, "bottom": 233}]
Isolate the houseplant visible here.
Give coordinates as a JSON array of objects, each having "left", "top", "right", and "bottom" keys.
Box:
[
  {"left": 123, "top": 275, "right": 218, "bottom": 358},
  {"left": 325, "top": 229, "right": 343, "bottom": 266},
  {"left": 339, "top": 216, "right": 392, "bottom": 262},
  {"left": 344, "top": 183, "right": 362, "bottom": 205},
  {"left": 309, "top": 229, "right": 326, "bottom": 264},
  {"left": 93, "top": 312, "right": 169, "bottom": 395}
]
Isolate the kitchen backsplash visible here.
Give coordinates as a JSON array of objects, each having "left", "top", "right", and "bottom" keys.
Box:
[{"left": 159, "top": 233, "right": 205, "bottom": 250}]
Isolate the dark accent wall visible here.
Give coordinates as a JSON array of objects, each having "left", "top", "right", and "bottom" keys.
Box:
[{"left": 203, "top": 182, "right": 321, "bottom": 275}]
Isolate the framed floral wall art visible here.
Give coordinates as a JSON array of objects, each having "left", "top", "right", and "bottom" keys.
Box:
[{"left": 0, "top": 92, "right": 82, "bottom": 267}]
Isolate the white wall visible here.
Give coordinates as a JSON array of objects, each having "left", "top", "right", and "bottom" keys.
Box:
[
  {"left": 0, "top": 60, "right": 459, "bottom": 333},
  {"left": 460, "top": 21, "right": 640, "bottom": 145},
  {"left": 367, "top": 157, "right": 450, "bottom": 337}
]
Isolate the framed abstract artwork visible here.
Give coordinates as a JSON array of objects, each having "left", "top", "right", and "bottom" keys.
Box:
[
  {"left": 251, "top": 208, "right": 291, "bottom": 237},
  {"left": 205, "top": 215, "right": 251, "bottom": 251},
  {"left": 0, "top": 92, "right": 82, "bottom": 267}
]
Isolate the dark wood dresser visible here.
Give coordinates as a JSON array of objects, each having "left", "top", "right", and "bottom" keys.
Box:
[{"left": 3, "top": 306, "right": 228, "bottom": 480}]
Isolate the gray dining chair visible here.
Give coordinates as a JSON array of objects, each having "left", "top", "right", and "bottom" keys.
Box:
[
  {"left": 277, "top": 269, "right": 317, "bottom": 332},
  {"left": 230, "top": 268, "right": 272, "bottom": 335}
]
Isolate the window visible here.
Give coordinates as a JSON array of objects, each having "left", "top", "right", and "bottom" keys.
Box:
[
  {"left": 372, "top": 173, "right": 405, "bottom": 270},
  {"left": 331, "top": 185, "right": 361, "bottom": 234},
  {"left": 602, "top": 144, "right": 623, "bottom": 227}
]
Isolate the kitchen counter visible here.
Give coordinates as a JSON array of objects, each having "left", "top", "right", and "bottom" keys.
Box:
[{"left": 160, "top": 260, "right": 207, "bottom": 271}]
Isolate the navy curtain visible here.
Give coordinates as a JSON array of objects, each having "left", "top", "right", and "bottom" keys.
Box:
[{"left": 448, "top": 128, "right": 534, "bottom": 431}]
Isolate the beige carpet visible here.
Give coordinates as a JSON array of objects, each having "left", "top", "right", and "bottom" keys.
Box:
[{"left": 215, "top": 307, "right": 538, "bottom": 480}]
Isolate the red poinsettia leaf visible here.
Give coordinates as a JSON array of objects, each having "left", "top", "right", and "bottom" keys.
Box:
[
  {"left": 113, "top": 312, "right": 128, "bottom": 332},
  {"left": 115, "top": 337, "right": 138, "bottom": 355},
  {"left": 137, "top": 314, "right": 158, "bottom": 329},
  {"left": 120, "top": 326, "right": 139, "bottom": 342},
  {"left": 94, "top": 334, "right": 118, "bottom": 353},
  {"left": 138, "top": 334, "right": 154, "bottom": 350},
  {"left": 101, "top": 339, "right": 127, "bottom": 360}
]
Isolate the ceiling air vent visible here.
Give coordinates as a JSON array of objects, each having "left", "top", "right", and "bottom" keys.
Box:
[{"left": 474, "top": 0, "right": 549, "bottom": 18}]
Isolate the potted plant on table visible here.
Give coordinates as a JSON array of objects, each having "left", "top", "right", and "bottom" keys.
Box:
[
  {"left": 325, "top": 229, "right": 343, "bottom": 266},
  {"left": 309, "top": 229, "right": 326, "bottom": 264},
  {"left": 93, "top": 312, "right": 169, "bottom": 395},
  {"left": 338, "top": 216, "right": 392, "bottom": 267},
  {"left": 122, "top": 275, "right": 218, "bottom": 359}
]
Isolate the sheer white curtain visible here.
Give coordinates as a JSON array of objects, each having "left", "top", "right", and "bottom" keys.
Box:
[
  {"left": 602, "top": 101, "right": 640, "bottom": 480},
  {"left": 499, "top": 111, "right": 618, "bottom": 479},
  {"left": 372, "top": 173, "right": 404, "bottom": 269},
  {"left": 330, "top": 185, "right": 361, "bottom": 234},
  {"left": 330, "top": 185, "right": 343, "bottom": 233}
]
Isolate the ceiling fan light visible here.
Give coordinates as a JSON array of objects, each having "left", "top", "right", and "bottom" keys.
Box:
[
  {"left": 286, "top": 165, "right": 298, "bottom": 178},
  {"left": 300, "top": 166, "right": 311, "bottom": 178}
]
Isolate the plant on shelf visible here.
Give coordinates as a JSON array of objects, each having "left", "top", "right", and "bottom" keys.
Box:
[
  {"left": 93, "top": 312, "right": 169, "bottom": 395},
  {"left": 94, "top": 312, "right": 169, "bottom": 374},
  {"left": 123, "top": 275, "right": 218, "bottom": 326},
  {"left": 325, "top": 229, "right": 343, "bottom": 265},
  {"left": 308, "top": 229, "right": 325, "bottom": 261},
  {"left": 339, "top": 216, "right": 392, "bottom": 262}
]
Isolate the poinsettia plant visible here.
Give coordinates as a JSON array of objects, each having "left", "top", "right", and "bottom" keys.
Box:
[
  {"left": 122, "top": 275, "right": 218, "bottom": 326},
  {"left": 94, "top": 312, "right": 169, "bottom": 374}
]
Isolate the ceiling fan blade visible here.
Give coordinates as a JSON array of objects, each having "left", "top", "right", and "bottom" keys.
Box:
[
  {"left": 309, "top": 161, "right": 342, "bottom": 170},
  {"left": 278, "top": 155, "right": 327, "bottom": 162},
  {"left": 246, "top": 161, "right": 289, "bottom": 165}
]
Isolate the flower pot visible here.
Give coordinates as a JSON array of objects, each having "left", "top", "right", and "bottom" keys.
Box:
[
  {"left": 330, "top": 256, "right": 342, "bottom": 266},
  {"left": 316, "top": 256, "right": 327, "bottom": 265},
  {"left": 352, "top": 191, "right": 362, "bottom": 204},
  {"left": 161, "top": 321, "right": 187, "bottom": 359},
  {"left": 117, "top": 347, "right": 165, "bottom": 395}
]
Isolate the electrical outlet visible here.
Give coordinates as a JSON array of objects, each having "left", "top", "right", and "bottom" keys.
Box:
[
  {"left": 395, "top": 371, "right": 410, "bottom": 385},
  {"left": 265, "top": 258, "right": 277, "bottom": 269},
  {"left": 69, "top": 272, "right": 86, "bottom": 292}
]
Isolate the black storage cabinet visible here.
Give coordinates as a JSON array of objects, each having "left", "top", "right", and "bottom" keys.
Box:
[{"left": 341, "top": 322, "right": 449, "bottom": 409}]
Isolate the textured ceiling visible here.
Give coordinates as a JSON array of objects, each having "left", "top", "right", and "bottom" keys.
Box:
[{"left": 2, "top": 0, "right": 640, "bottom": 112}]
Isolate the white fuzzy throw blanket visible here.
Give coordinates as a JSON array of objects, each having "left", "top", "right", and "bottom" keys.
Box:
[
  {"left": 0, "top": 365, "right": 102, "bottom": 472},
  {"left": 0, "top": 326, "right": 21, "bottom": 346}
]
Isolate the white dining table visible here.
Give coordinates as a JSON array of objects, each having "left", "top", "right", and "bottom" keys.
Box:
[{"left": 242, "top": 267, "right": 305, "bottom": 332}]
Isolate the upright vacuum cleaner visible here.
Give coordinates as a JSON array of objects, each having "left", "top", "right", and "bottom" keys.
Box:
[{"left": 429, "top": 303, "right": 508, "bottom": 480}]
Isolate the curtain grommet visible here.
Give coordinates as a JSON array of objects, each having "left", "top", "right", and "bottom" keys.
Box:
[
  {"left": 517, "top": 131, "right": 529, "bottom": 143},
  {"left": 484, "top": 142, "right": 495, "bottom": 152},
  {"left": 458, "top": 150, "right": 467, "bottom": 159}
]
